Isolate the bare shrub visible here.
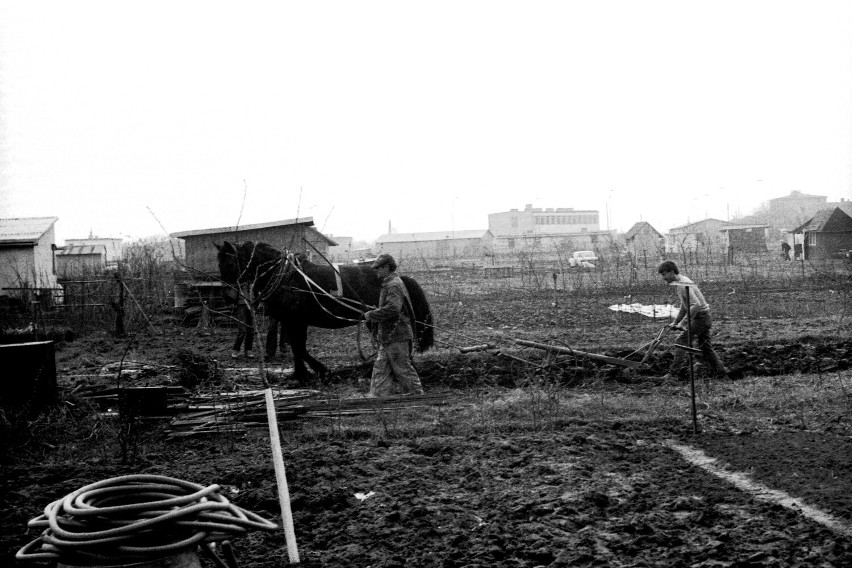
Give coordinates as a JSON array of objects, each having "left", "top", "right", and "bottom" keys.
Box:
[{"left": 173, "top": 347, "right": 223, "bottom": 390}]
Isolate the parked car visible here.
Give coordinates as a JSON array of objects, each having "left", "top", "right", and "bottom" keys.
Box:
[
  {"left": 568, "top": 250, "right": 598, "bottom": 268},
  {"left": 828, "top": 249, "right": 852, "bottom": 261}
]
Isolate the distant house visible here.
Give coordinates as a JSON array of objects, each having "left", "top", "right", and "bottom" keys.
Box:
[
  {"left": 375, "top": 230, "right": 494, "bottom": 264},
  {"left": 719, "top": 224, "right": 770, "bottom": 254},
  {"left": 327, "top": 236, "right": 354, "bottom": 263},
  {"left": 624, "top": 222, "right": 663, "bottom": 258},
  {"left": 0, "top": 217, "right": 59, "bottom": 296},
  {"left": 170, "top": 217, "right": 337, "bottom": 276},
  {"left": 56, "top": 244, "right": 107, "bottom": 277},
  {"left": 351, "top": 247, "right": 374, "bottom": 263},
  {"left": 769, "top": 191, "right": 829, "bottom": 230},
  {"left": 665, "top": 218, "right": 728, "bottom": 253},
  {"left": 64, "top": 237, "right": 124, "bottom": 266},
  {"left": 789, "top": 207, "right": 852, "bottom": 260}
]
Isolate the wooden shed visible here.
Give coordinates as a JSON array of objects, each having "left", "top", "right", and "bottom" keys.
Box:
[
  {"left": 0, "top": 217, "right": 60, "bottom": 299},
  {"left": 169, "top": 218, "right": 337, "bottom": 321},
  {"left": 665, "top": 218, "right": 728, "bottom": 253},
  {"left": 624, "top": 221, "right": 663, "bottom": 258},
  {"left": 56, "top": 244, "right": 108, "bottom": 277},
  {"left": 719, "top": 224, "right": 770, "bottom": 254},
  {"left": 170, "top": 217, "right": 337, "bottom": 276},
  {"left": 789, "top": 207, "right": 852, "bottom": 260}
]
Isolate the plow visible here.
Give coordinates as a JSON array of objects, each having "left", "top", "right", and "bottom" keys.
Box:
[{"left": 456, "top": 324, "right": 678, "bottom": 370}]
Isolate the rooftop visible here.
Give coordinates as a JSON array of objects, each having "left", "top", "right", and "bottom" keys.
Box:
[{"left": 0, "top": 217, "right": 59, "bottom": 245}]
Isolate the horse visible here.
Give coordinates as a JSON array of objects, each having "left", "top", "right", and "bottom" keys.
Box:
[{"left": 215, "top": 240, "right": 434, "bottom": 382}]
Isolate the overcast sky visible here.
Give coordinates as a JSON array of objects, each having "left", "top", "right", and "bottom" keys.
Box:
[{"left": 2, "top": 1, "right": 851, "bottom": 245}]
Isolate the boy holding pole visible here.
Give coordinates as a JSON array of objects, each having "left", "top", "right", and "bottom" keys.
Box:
[{"left": 658, "top": 261, "right": 728, "bottom": 379}]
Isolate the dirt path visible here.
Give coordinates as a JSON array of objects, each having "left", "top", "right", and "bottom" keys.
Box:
[{"left": 4, "top": 420, "right": 850, "bottom": 567}]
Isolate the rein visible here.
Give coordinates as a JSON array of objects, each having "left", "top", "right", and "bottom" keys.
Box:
[
  {"left": 288, "top": 260, "right": 368, "bottom": 322},
  {"left": 254, "top": 253, "right": 289, "bottom": 303}
]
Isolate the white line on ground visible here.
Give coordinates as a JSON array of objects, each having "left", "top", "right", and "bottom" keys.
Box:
[{"left": 665, "top": 440, "right": 852, "bottom": 538}]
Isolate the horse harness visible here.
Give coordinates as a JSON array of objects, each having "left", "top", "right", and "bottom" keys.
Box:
[{"left": 253, "top": 252, "right": 290, "bottom": 304}]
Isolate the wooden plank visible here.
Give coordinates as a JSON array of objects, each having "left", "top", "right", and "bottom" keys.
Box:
[{"left": 514, "top": 339, "right": 642, "bottom": 368}]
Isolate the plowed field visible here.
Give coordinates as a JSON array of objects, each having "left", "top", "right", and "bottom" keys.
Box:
[{"left": 2, "top": 282, "right": 851, "bottom": 567}]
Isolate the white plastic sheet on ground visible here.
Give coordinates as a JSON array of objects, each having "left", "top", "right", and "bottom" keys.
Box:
[{"left": 607, "top": 303, "right": 678, "bottom": 318}]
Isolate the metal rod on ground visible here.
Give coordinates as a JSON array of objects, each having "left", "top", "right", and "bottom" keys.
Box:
[
  {"left": 685, "top": 286, "right": 698, "bottom": 435},
  {"left": 515, "top": 339, "right": 642, "bottom": 368}
]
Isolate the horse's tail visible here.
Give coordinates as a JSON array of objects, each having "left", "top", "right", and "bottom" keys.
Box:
[{"left": 401, "top": 275, "right": 434, "bottom": 352}]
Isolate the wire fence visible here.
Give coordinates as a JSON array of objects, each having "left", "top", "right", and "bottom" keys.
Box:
[{"left": 1, "top": 249, "right": 849, "bottom": 340}]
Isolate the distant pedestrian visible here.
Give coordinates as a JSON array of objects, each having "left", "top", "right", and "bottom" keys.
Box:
[
  {"left": 658, "top": 261, "right": 728, "bottom": 379},
  {"left": 231, "top": 284, "right": 255, "bottom": 359},
  {"left": 363, "top": 254, "right": 424, "bottom": 397},
  {"left": 781, "top": 241, "right": 791, "bottom": 261}
]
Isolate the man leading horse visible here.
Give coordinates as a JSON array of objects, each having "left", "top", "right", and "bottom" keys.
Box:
[
  {"left": 363, "top": 253, "right": 424, "bottom": 397},
  {"left": 215, "top": 241, "right": 434, "bottom": 384}
]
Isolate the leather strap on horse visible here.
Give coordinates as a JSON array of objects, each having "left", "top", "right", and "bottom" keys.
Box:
[
  {"left": 301, "top": 238, "right": 376, "bottom": 361},
  {"left": 255, "top": 254, "right": 289, "bottom": 304},
  {"left": 287, "top": 260, "right": 367, "bottom": 322}
]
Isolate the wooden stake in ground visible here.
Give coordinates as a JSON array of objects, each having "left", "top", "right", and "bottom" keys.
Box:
[
  {"left": 246, "top": 294, "right": 300, "bottom": 564},
  {"left": 265, "top": 386, "right": 299, "bottom": 563}
]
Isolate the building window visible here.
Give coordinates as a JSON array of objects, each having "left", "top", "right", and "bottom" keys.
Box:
[{"left": 507, "top": 238, "right": 515, "bottom": 249}]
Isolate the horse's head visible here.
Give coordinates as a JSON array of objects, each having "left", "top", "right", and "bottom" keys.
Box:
[
  {"left": 215, "top": 240, "right": 288, "bottom": 304},
  {"left": 214, "top": 240, "right": 243, "bottom": 304}
]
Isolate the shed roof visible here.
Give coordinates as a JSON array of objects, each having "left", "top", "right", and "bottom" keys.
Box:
[
  {"left": 0, "top": 217, "right": 58, "bottom": 245},
  {"left": 376, "top": 230, "right": 491, "bottom": 243},
  {"left": 624, "top": 221, "right": 662, "bottom": 240},
  {"left": 790, "top": 207, "right": 852, "bottom": 233},
  {"left": 719, "top": 223, "right": 770, "bottom": 232},
  {"left": 668, "top": 218, "right": 727, "bottom": 232},
  {"left": 57, "top": 244, "right": 107, "bottom": 256},
  {"left": 170, "top": 217, "right": 316, "bottom": 238}
]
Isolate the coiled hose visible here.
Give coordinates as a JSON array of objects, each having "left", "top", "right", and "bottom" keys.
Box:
[{"left": 16, "top": 474, "right": 277, "bottom": 565}]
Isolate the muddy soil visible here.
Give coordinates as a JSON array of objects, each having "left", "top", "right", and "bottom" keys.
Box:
[{"left": 2, "top": 285, "right": 852, "bottom": 567}]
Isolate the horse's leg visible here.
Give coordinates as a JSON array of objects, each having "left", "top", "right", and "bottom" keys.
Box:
[
  {"left": 286, "top": 324, "right": 329, "bottom": 381},
  {"left": 285, "top": 324, "right": 310, "bottom": 383}
]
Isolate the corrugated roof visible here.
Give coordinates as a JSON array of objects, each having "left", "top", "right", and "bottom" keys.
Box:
[
  {"left": 0, "top": 217, "right": 59, "bottom": 244},
  {"left": 376, "top": 230, "right": 491, "bottom": 243},
  {"left": 57, "top": 244, "right": 107, "bottom": 256},
  {"left": 169, "top": 217, "right": 316, "bottom": 238}
]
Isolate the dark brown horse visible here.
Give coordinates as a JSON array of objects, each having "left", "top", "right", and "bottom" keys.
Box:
[{"left": 215, "top": 240, "right": 434, "bottom": 382}]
